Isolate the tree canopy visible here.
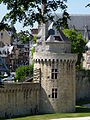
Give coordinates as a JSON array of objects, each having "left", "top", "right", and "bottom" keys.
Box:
[
  {"left": 16, "top": 65, "right": 33, "bottom": 82},
  {"left": 62, "top": 29, "right": 86, "bottom": 69},
  {"left": 17, "top": 31, "right": 31, "bottom": 43},
  {"left": 0, "top": 0, "right": 69, "bottom": 31}
]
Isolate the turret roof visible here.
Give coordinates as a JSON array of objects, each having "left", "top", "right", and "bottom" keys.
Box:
[{"left": 86, "top": 40, "right": 90, "bottom": 49}]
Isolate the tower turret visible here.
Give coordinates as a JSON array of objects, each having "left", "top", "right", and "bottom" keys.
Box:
[
  {"left": 33, "top": 0, "right": 77, "bottom": 113},
  {"left": 33, "top": 21, "right": 77, "bottom": 113}
]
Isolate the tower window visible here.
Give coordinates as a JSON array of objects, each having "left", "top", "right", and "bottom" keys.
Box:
[
  {"left": 51, "top": 61, "right": 58, "bottom": 79},
  {"left": 52, "top": 88, "right": 57, "bottom": 98},
  {"left": 51, "top": 69, "right": 58, "bottom": 79}
]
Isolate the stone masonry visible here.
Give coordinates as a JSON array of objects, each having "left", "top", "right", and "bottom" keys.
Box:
[
  {"left": 33, "top": 22, "right": 77, "bottom": 113},
  {"left": 0, "top": 83, "right": 40, "bottom": 118},
  {"left": 34, "top": 52, "right": 77, "bottom": 113},
  {"left": 0, "top": 21, "right": 77, "bottom": 118}
]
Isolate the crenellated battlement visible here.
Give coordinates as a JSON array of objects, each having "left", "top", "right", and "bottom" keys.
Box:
[
  {"left": 0, "top": 82, "right": 40, "bottom": 92},
  {"left": 33, "top": 52, "right": 77, "bottom": 63}
]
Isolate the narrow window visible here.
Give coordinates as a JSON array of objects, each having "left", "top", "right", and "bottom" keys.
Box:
[
  {"left": 55, "top": 69, "right": 58, "bottom": 79},
  {"left": 51, "top": 69, "right": 54, "bottom": 79},
  {"left": 51, "top": 61, "right": 58, "bottom": 79},
  {"left": 51, "top": 69, "right": 58, "bottom": 79},
  {"left": 52, "top": 88, "right": 54, "bottom": 98},
  {"left": 52, "top": 88, "right": 57, "bottom": 98},
  {"left": 55, "top": 89, "right": 57, "bottom": 98}
]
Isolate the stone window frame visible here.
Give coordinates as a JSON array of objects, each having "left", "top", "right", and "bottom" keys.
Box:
[
  {"left": 51, "top": 69, "right": 58, "bottom": 79},
  {"left": 51, "top": 61, "right": 58, "bottom": 79},
  {"left": 52, "top": 88, "right": 57, "bottom": 98}
]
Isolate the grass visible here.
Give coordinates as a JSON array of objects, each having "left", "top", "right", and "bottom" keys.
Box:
[
  {"left": 5, "top": 113, "right": 90, "bottom": 120},
  {"left": 1, "top": 99, "right": 90, "bottom": 120}
]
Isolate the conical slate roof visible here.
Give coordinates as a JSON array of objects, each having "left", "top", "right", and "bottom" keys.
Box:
[
  {"left": 35, "top": 22, "right": 71, "bottom": 53},
  {"left": 46, "top": 22, "right": 70, "bottom": 42},
  {"left": 46, "top": 30, "right": 70, "bottom": 42},
  {"left": 86, "top": 40, "right": 90, "bottom": 49}
]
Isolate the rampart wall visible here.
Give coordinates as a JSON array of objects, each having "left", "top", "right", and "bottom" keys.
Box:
[
  {"left": 76, "top": 71, "right": 90, "bottom": 100},
  {"left": 0, "top": 71, "right": 90, "bottom": 118},
  {"left": 0, "top": 82, "right": 40, "bottom": 118}
]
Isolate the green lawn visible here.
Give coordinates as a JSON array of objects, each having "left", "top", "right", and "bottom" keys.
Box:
[
  {"left": 5, "top": 113, "right": 90, "bottom": 120},
  {"left": 2, "top": 99, "right": 90, "bottom": 120}
]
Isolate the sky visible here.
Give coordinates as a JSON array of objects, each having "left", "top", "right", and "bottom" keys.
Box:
[
  {"left": 67, "top": 0, "right": 90, "bottom": 14},
  {"left": 0, "top": 0, "right": 90, "bottom": 32}
]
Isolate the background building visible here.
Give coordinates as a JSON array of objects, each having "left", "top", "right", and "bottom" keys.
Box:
[
  {"left": 0, "top": 29, "right": 12, "bottom": 47},
  {"left": 0, "top": 29, "right": 30, "bottom": 71},
  {"left": 68, "top": 15, "right": 90, "bottom": 69},
  {"left": 68, "top": 15, "right": 90, "bottom": 42}
]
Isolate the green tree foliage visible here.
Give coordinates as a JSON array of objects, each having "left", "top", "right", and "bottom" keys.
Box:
[
  {"left": 0, "top": 23, "right": 10, "bottom": 31},
  {"left": 17, "top": 31, "right": 36, "bottom": 45},
  {"left": 0, "top": 0, "right": 69, "bottom": 30},
  {"left": 17, "top": 31, "right": 32, "bottom": 43},
  {"left": 32, "top": 47, "right": 35, "bottom": 58},
  {"left": 32, "top": 36, "right": 36, "bottom": 57},
  {"left": 62, "top": 29, "right": 86, "bottom": 69},
  {"left": 16, "top": 65, "right": 33, "bottom": 82},
  {"left": 33, "top": 36, "right": 37, "bottom": 44}
]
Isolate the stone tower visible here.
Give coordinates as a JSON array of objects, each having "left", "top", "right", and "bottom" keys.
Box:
[{"left": 33, "top": 22, "right": 77, "bottom": 113}]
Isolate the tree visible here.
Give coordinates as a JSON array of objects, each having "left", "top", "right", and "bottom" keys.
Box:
[
  {"left": 16, "top": 65, "right": 33, "bottom": 82},
  {"left": 17, "top": 31, "right": 31, "bottom": 43},
  {"left": 0, "top": 0, "right": 69, "bottom": 31},
  {"left": 62, "top": 29, "right": 86, "bottom": 69}
]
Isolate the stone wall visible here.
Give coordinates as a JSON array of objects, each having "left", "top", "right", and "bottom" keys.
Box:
[
  {"left": 0, "top": 82, "right": 40, "bottom": 118},
  {"left": 76, "top": 71, "right": 90, "bottom": 100},
  {"left": 34, "top": 52, "right": 77, "bottom": 113}
]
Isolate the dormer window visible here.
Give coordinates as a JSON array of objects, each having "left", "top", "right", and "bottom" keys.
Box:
[
  {"left": 54, "top": 36, "right": 61, "bottom": 41},
  {"left": 3, "top": 50, "right": 5, "bottom": 54},
  {"left": 7, "top": 50, "right": 9, "bottom": 54},
  {"left": 4, "top": 51, "right": 7, "bottom": 55},
  {"left": 1, "top": 33, "right": 3, "bottom": 39}
]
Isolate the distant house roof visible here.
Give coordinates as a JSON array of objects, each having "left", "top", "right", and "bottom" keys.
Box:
[
  {"left": 68, "top": 15, "right": 90, "bottom": 30},
  {"left": 54, "top": 14, "right": 90, "bottom": 31},
  {"left": 0, "top": 45, "right": 14, "bottom": 56}
]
